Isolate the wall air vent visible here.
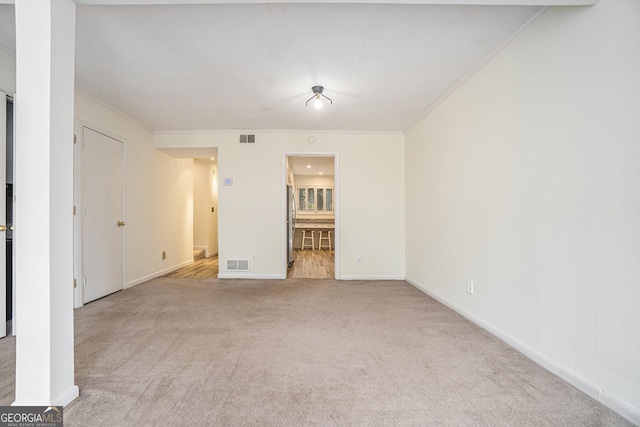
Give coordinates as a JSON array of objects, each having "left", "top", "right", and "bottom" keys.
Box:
[
  {"left": 226, "top": 259, "right": 250, "bottom": 271},
  {"left": 239, "top": 134, "right": 255, "bottom": 143}
]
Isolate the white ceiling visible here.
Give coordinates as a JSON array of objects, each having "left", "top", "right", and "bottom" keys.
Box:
[
  {"left": 0, "top": 2, "right": 587, "bottom": 133},
  {"left": 157, "top": 147, "right": 218, "bottom": 164}
]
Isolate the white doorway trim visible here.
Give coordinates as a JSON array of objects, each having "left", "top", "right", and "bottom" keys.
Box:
[
  {"left": 0, "top": 91, "right": 7, "bottom": 339},
  {"left": 8, "top": 94, "right": 16, "bottom": 337},
  {"left": 282, "top": 151, "right": 339, "bottom": 280}
]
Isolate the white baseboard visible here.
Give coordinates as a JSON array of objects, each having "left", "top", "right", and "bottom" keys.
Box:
[
  {"left": 126, "top": 260, "right": 193, "bottom": 288},
  {"left": 13, "top": 384, "right": 79, "bottom": 408},
  {"left": 601, "top": 390, "right": 640, "bottom": 426},
  {"left": 54, "top": 385, "right": 80, "bottom": 407},
  {"left": 194, "top": 247, "right": 218, "bottom": 258},
  {"left": 219, "top": 274, "right": 405, "bottom": 281},
  {"left": 405, "top": 277, "right": 640, "bottom": 426},
  {"left": 217, "top": 273, "right": 282, "bottom": 279}
]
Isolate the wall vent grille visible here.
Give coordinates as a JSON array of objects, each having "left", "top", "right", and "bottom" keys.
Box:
[
  {"left": 226, "top": 259, "right": 250, "bottom": 271},
  {"left": 239, "top": 134, "right": 255, "bottom": 143}
]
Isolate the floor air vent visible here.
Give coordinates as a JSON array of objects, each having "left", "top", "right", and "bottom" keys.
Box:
[
  {"left": 239, "top": 134, "right": 255, "bottom": 143},
  {"left": 226, "top": 259, "right": 250, "bottom": 271}
]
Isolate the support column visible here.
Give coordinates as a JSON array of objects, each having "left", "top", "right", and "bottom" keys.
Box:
[{"left": 13, "top": 0, "right": 78, "bottom": 406}]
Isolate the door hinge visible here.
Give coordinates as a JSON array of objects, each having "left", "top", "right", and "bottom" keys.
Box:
[
  {"left": 82, "top": 276, "right": 86, "bottom": 287},
  {"left": 73, "top": 134, "right": 77, "bottom": 144},
  {"left": 73, "top": 205, "right": 76, "bottom": 215},
  {"left": 73, "top": 278, "right": 77, "bottom": 288}
]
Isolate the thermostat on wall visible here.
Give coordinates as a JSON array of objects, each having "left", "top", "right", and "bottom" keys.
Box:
[{"left": 224, "top": 178, "right": 233, "bottom": 186}]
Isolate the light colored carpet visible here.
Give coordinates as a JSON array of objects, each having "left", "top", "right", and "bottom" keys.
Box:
[{"left": 0, "top": 278, "right": 633, "bottom": 426}]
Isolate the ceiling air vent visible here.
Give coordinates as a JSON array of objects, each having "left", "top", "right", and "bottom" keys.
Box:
[
  {"left": 239, "top": 134, "right": 255, "bottom": 143},
  {"left": 226, "top": 259, "right": 250, "bottom": 271}
]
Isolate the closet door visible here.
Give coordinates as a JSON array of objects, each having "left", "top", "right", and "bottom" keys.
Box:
[{"left": 81, "top": 126, "right": 124, "bottom": 303}]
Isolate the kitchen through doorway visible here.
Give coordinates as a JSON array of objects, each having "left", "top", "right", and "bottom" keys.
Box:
[{"left": 285, "top": 154, "right": 337, "bottom": 279}]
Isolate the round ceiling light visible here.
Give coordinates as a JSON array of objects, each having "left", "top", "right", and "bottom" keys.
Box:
[{"left": 305, "top": 86, "right": 333, "bottom": 109}]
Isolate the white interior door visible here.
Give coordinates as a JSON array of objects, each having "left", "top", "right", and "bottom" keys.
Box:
[
  {"left": 0, "top": 94, "right": 6, "bottom": 338},
  {"left": 82, "top": 126, "right": 124, "bottom": 303}
]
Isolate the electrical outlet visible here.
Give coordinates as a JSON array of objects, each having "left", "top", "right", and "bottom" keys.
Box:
[
  {"left": 252, "top": 254, "right": 256, "bottom": 261},
  {"left": 467, "top": 280, "right": 474, "bottom": 295},
  {"left": 162, "top": 251, "right": 167, "bottom": 260},
  {"left": 356, "top": 256, "right": 362, "bottom": 264}
]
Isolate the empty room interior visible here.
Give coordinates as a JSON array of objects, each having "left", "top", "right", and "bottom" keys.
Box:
[{"left": 0, "top": 0, "right": 639, "bottom": 425}]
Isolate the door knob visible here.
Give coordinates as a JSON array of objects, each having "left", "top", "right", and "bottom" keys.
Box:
[
  {"left": 0, "top": 225, "right": 5, "bottom": 232},
  {"left": 117, "top": 221, "right": 126, "bottom": 227}
]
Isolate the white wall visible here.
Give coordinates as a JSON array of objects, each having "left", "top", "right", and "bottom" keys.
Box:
[
  {"left": 405, "top": 1, "right": 640, "bottom": 423},
  {"left": 0, "top": 50, "right": 13, "bottom": 186},
  {"left": 295, "top": 175, "right": 335, "bottom": 189},
  {"left": 155, "top": 132, "right": 405, "bottom": 280},
  {"left": 75, "top": 92, "right": 194, "bottom": 288},
  {"left": 0, "top": 49, "right": 16, "bottom": 94}
]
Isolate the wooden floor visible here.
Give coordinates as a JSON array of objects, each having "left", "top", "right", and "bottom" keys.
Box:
[
  {"left": 163, "top": 255, "right": 219, "bottom": 279},
  {"left": 287, "top": 249, "right": 335, "bottom": 279},
  {"left": 162, "top": 251, "right": 333, "bottom": 280}
]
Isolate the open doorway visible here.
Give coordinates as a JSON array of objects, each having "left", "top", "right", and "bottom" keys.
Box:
[
  {"left": 2, "top": 94, "right": 13, "bottom": 337},
  {"left": 285, "top": 154, "right": 337, "bottom": 279},
  {"left": 189, "top": 158, "right": 219, "bottom": 278},
  {"left": 153, "top": 148, "right": 219, "bottom": 279}
]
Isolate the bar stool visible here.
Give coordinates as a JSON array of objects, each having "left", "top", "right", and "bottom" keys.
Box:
[
  {"left": 301, "top": 230, "right": 314, "bottom": 250},
  {"left": 318, "top": 230, "right": 332, "bottom": 250}
]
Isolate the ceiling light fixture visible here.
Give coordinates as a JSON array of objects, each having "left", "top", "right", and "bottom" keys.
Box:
[{"left": 306, "top": 85, "right": 332, "bottom": 109}]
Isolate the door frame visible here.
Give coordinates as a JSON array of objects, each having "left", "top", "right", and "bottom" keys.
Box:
[
  {"left": 8, "top": 94, "right": 15, "bottom": 337},
  {"left": 0, "top": 91, "right": 17, "bottom": 338},
  {"left": 0, "top": 92, "right": 7, "bottom": 338},
  {"left": 281, "top": 151, "right": 339, "bottom": 279},
  {"left": 73, "top": 120, "right": 126, "bottom": 308}
]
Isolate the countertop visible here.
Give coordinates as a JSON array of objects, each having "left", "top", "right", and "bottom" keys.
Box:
[{"left": 295, "top": 223, "right": 334, "bottom": 229}]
